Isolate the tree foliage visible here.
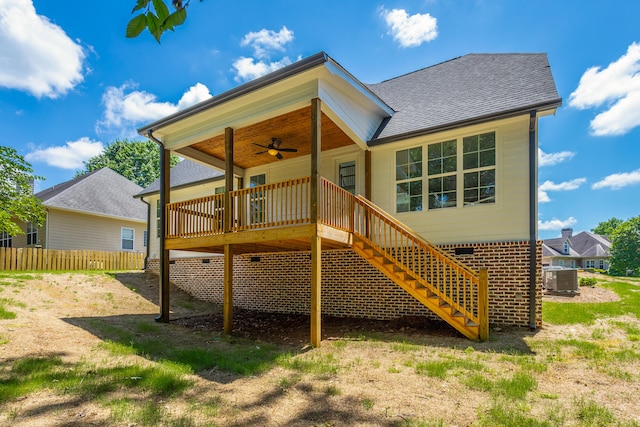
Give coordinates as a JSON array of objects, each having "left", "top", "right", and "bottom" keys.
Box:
[
  {"left": 0, "top": 146, "right": 46, "bottom": 236},
  {"left": 75, "top": 139, "right": 180, "bottom": 188},
  {"left": 126, "top": 0, "right": 202, "bottom": 43},
  {"left": 608, "top": 215, "right": 640, "bottom": 277},
  {"left": 591, "top": 217, "right": 624, "bottom": 237}
]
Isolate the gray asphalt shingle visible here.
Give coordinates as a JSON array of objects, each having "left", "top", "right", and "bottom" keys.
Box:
[{"left": 36, "top": 168, "right": 146, "bottom": 221}]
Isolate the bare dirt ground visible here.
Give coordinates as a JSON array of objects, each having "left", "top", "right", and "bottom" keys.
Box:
[{"left": 1, "top": 271, "right": 639, "bottom": 426}]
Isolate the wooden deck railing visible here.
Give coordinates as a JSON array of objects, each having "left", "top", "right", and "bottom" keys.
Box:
[
  {"left": 165, "top": 176, "right": 356, "bottom": 238},
  {"left": 352, "top": 195, "right": 487, "bottom": 336}
]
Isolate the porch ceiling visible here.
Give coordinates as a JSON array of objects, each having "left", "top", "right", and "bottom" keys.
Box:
[{"left": 186, "top": 106, "right": 355, "bottom": 169}]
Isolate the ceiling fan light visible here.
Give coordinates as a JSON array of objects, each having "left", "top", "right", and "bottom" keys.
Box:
[{"left": 268, "top": 148, "right": 278, "bottom": 156}]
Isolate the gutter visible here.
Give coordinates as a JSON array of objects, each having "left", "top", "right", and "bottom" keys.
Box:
[{"left": 368, "top": 98, "right": 562, "bottom": 147}]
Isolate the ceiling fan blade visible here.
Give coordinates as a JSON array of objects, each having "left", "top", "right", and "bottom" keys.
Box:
[
  {"left": 276, "top": 152, "right": 283, "bottom": 160},
  {"left": 252, "top": 142, "right": 271, "bottom": 149},
  {"left": 276, "top": 147, "right": 297, "bottom": 152},
  {"left": 255, "top": 150, "right": 269, "bottom": 155}
]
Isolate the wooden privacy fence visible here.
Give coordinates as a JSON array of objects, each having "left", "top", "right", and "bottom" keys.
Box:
[{"left": 0, "top": 248, "right": 145, "bottom": 271}]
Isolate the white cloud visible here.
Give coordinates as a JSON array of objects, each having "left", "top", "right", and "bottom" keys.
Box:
[
  {"left": 97, "top": 82, "right": 211, "bottom": 133},
  {"left": 380, "top": 7, "right": 438, "bottom": 48},
  {"left": 538, "top": 178, "right": 586, "bottom": 203},
  {"left": 568, "top": 42, "right": 640, "bottom": 136},
  {"left": 538, "top": 217, "right": 577, "bottom": 231},
  {"left": 240, "top": 26, "right": 294, "bottom": 59},
  {"left": 0, "top": 0, "right": 85, "bottom": 98},
  {"left": 25, "top": 137, "right": 104, "bottom": 169},
  {"left": 592, "top": 169, "right": 640, "bottom": 190},
  {"left": 538, "top": 148, "right": 575, "bottom": 167},
  {"left": 232, "top": 56, "right": 294, "bottom": 83}
]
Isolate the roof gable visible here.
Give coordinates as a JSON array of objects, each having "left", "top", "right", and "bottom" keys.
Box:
[{"left": 36, "top": 168, "right": 146, "bottom": 221}]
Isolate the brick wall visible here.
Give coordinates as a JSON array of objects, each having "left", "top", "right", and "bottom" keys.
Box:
[{"left": 146, "top": 240, "right": 542, "bottom": 327}]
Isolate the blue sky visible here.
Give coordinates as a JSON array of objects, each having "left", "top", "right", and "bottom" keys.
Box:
[{"left": 1, "top": 0, "right": 638, "bottom": 239}]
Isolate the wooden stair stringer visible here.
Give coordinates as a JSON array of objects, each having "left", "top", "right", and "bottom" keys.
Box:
[{"left": 352, "top": 237, "right": 480, "bottom": 341}]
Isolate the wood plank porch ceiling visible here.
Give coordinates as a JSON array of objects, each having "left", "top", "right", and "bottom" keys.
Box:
[{"left": 190, "top": 106, "right": 355, "bottom": 169}]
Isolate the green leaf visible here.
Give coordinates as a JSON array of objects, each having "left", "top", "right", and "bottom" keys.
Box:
[
  {"left": 125, "top": 14, "right": 148, "bottom": 38},
  {"left": 146, "top": 12, "right": 162, "bottom": 43},
  {"left": 164, "top": 8, "right": 186, "bottom": 30},
  {"left": 152, "top": 0, "right": 170, "bottom": 23},
  {"left": 132, "top": 0, "right": 150, "bottom": 13}
]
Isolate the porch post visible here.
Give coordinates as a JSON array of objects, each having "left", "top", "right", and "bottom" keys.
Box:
[
  {"left": 310, "top": 97, "right": 322, "bottom": 347},
  {"left": 223, "top": 127, "right": 234, "bottom": 334},
  {"left": 157, "top": 146, "right": 171, "bottom": 322},
  {"left": 364, "top": 150, "right": 372, "bottom": 200}
]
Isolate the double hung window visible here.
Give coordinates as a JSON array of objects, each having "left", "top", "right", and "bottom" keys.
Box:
[
  {"left": 462, "top": 132, "right": 496, "bottom": 206},
  {"left": 0, "top": 232, "right": 11, "bottom": 248},
  {"left": 427, "top": 140, "right": 457, "bottom": 209},
  {"left": 121, "top": 228, "right": 134, "bottom": 250},
  {"left": 26, "top": 222, "right": 38, "bottom": 245}
]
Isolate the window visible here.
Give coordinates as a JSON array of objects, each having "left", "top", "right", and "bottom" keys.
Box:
[
  {"left": 121, "top": 228, "right": 134, "bottom": 250},
  {"left": 143, "top": 230, "right": 148, "bottom": 247},
  {"left": 563, "top": 241, "right": 570, "bottom": 254},
  {"left": 156, "top": 200, "right": 161, "bottom": 238},
  {"left": 570, "top": 260, "right": 576, "bottom": 268},
  {"left": 427, "top": 140, "right": 456, "bottom": 209},
  {"left": 0, "top": 232, "right": 11, "bottom": 248},
  {"left": 338, "top": 161, "right": 356, "bottom": 195},
  {"left": 249, "top": 174, "right": 266, "bottom": 224},
  {"left": 585, "top": 260, "right": 595, "bottom": 268},
  {"left": 26, "top": 222, "right": 38, "bottom": 245},
  {"left": 599, "top": 259, "right": 606, "bottom": 269},
  {"left": 558, "top": 260, "right": 564, "bottom": 267},
  {"left": 396, "top": 147, "right": 423, "bottom": 212},
  {"left": 397, "top": 132, "right": 496, "bottom": 212},
  {"left": 462, "top": 132, "right": 495, "bottom": 205}
]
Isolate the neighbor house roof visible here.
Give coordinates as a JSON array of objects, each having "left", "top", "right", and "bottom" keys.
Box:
[
  {"left": 36, "top": 168, "right": 146, "bottom": 221},
  {"left": 542, "top": 231, "right": 611, "bottom": 259},
  {"left": 136, "top": 159, "right": 225, "bottom": 198},
  {"left": 367, "top": 53, "right": 561, "bottom": 144}
]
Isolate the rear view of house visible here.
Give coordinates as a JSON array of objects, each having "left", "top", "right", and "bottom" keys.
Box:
[{"left": 138, "top": 52, "right": 561, "bottom": 345}]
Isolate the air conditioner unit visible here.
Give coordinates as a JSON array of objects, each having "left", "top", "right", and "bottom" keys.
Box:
[{"left": 544, "top": 269, "right": 578, "bottom": 291}]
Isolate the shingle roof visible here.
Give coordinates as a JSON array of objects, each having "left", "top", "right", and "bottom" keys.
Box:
[
  {"left": 35, "top": 168, "right": 146, "bottom": 221},
  {"left": 367, "top": 53, "right": 561, "bottom": 143},
  {"left": 542, "top": 231, "right": 611, "bottom": 259},
  {"left": 136, "top": 159, "right": 224, "bottom": 197}
]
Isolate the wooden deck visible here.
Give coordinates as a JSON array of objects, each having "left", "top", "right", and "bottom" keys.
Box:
[
  {"left": 165, "top": 176, "right": 354, "bottom": 254},
  {"left": 163, "top": 175, "right": 488, "bottom": 341}
]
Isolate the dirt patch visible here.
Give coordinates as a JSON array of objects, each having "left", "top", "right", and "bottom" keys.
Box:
[
  {"left": 2, "top": 271, "right": 640, "bottom": 426},
  {"left": 543, "top": 284, "right": 620, "bottom": 303}
]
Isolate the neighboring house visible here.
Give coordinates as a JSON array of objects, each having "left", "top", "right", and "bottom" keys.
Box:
[
  {"left": 138, "top": 52, "right": 561, "bottom": 344},
  {"left": 542, "top": 228, "right": 611, "bottom": 270},
  {"left": 10, "top": 168, "right": 147, "bottom": 253}
]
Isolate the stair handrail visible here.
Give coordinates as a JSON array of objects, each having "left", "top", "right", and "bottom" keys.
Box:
[{"left": 354, "top": 195, "right": 479, "bottom": 277}]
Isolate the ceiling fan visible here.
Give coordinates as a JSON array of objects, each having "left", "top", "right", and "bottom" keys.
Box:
[{"left": 253, "top": 138, "right": 297, "bottom": 160}]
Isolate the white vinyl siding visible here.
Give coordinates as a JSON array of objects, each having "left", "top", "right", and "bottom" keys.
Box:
[
  {"left": 46, "top": 209, "right": 145, "bottom": 252},
  {"left": 370, "top": 115, "right": 532, "bottom": 244}
]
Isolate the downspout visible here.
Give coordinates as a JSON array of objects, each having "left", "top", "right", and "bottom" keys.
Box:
[
  {"left": 139, "top": 197, "right": 151, "bottom": 270},
  {"left": 528, "top": 111, "right": 538, "bottom": 330},
  {"left": 147, "top": 130, "right": 170, "bottom": 323}
]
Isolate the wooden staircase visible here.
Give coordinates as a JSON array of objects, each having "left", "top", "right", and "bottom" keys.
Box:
[{"left": 351, "top": 196, "right": 488, "bottom": 341}]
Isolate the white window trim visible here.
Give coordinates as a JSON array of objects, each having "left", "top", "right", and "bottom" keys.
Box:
[{"left": 121, "top": 227, "right": 135, "bottom": 251}]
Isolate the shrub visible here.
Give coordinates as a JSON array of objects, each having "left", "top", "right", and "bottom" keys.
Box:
[{"left": 579, "top": 277, "right": 597, "bottom": 287}]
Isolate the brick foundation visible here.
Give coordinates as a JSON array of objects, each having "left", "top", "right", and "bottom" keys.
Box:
[{"left": 146, "top": 240, "right": 542, "bottom": 327}]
